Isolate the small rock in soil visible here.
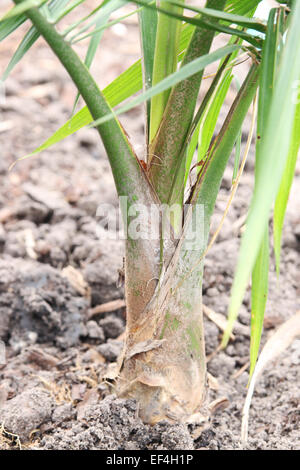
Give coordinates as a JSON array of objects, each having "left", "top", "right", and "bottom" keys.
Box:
[
  {"left": 0, "top": 388, "right": 54, "bottom": 441},
  {"left": 98, "top": 340, "right": 123, "bottom": 362},
  {"left": 83, "top": 240, "right": 124, "bottom": 305},
  {"left": 99, "top": 315, "right": 124, "bottom": 339},
  {"left": 85, "top": 321, "right": 105, "bottom": 341},
  {"left": 14, "top": 198, "right": 52, "bottom": 224}
]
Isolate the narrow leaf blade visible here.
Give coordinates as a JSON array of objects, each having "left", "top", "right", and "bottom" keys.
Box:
[
  {"left": 273, "top": 100, "right": 300, "bottom": 273},
  {"left": 149, "top": 0, "right": 183, "bottom": 142},
  {"left": 247, "top": 8, "right": 279, "bottom": 378},
  {"left": 1, "top": 25, "right": 39, "bottom": 81},
  {"left": 250, "top": 227, "right": 269, "bottom": 378},
  {"left": 0, "top": 13, "right": 27, "bottom": 42},
  {"left": 198, "top": 70, "right": 232, "bottom": 162},
  {"left": 138, "top": 1, "right": 157, "bottom": 139},
  {"left": 223, "top": 1, "right": 300, "bottom": 346},
  {"left": 0, "top": 0, "right": 46, "bottom": 21},
  {"left": 90, "top": 45, "right": 240, "bottom": 128}
]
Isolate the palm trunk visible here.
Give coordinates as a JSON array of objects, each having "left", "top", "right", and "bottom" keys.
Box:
[
  {"left": 118, "top": 212, "right": 207, "bottom": 424},
  {"left": 117, "top": 65, "right": 259, "bottom": 424}
]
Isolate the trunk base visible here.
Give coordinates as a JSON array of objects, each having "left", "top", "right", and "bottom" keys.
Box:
[{"left": 117, "top": 343, "right": 207, "bottom": 425}]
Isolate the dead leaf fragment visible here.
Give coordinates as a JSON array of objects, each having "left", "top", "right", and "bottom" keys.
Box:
[
  {"left": 207, "top": 372, "right": 220, "bottom": 391},
  {"left": 88, "top": 299, "right": 126, "bottom": 319},
  {"left": 208, "top": 397, "right": 229, "bottom": 414},
  {"left": 76, "top": 389, "right": 99, "bottom": 421},
  {"left": 71, "top": 383, "right": 87, "bottom": 402},
  {"left": 61, "top": 265, "right": 90, "bottom": 298},
  {"left": 22, "top": 229, "right": 37, "bottom": 260},
  {"left": 203, "top": 304, "right": 235, "bottom": 340},
  {"left": 126, "top": 339, "right": 166, "bottom": 360},
  {"left": 26, "top": 347, "right": 59, "bottom": 369},
  {"left": 103, "top": 362, "right": 120, "bottom": 382},
  {"left": 203, "top": 304, "right": 250, "bottom": 338}
]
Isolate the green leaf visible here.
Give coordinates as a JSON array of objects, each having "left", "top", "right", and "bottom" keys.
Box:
[
  {"left": 1, "top": 0, "right": 85, "bottom": 82},
  {"left": 66, "top": 0, "right": 126, "bottom": 42},
  {"left": 184, "top": 120, "right": 200, "bottom": 187},
  {"left": 198, "top": 70, "right": 232, "bottom": 164},
  {"left": 274, "top": 100, "right": 300, "bottom": 274},
  {"left": 256, "top": 8, "right": 280, "bottom": 157},
  {"left": 138, "top": 3, "right": 157, "bottom": 91},
  {"left": 240, "top": 9, "right": 287, "bottom": 375},
  {"left": 23, "top": 18, "right": 196, "bottom": 157},
  {"left": 53, "top": 0, "right": 87, "bottom": 25},
  {"left": 69, "top": 3, "right": 142, "bottom": 43},
  {"left": 250, "top": 226, "right": 269, "bottom": 379},
  {"left": 89, "top": 45, "right": 240, "bottom": 128},
  {"left": 246, "top": 9, "right": 280, "bottom": 374},
  {"left": 232, "top": 133, "right": 241, "bottom": 185},
  {"left": 179, "top": 50, "right": 232, "bottom": 189},
  {"left": 149, "top": 0, "right": 183, "bottom": 143},
  {"left": 82, "top": 20, "right": 107, "bottom": 70},
  {"left": 194, "top": 64, "right": 259, "bottom": 242},
  {"left": 23, "top": 44, "right": 238, "bottom": 165},
  {"left": 225, "top": 0, "right": 261, "bottom": 17},
  {"left": 12, "top": 0, "right": 153, "bottom": 208},
  {"left": 0, "top": 0, "right": 47, "bottom": 21},
  {"left": 223, "top": 2, "right": 300, "bottom": 346},
  {"left": 47, "top": 0, "right": 80, "bottom": 23},
  {"left": 183, "top": 56, "right": 233, "bottom": 186},
  {"left": 0, "top": 0, "right": 53, "bottom": 80},
  {"left": 1, "top": 25, "right": 39, "bottom": 81},
  {"left": 71, "top": 0, "right": 124, "bottom": 115},
  {"left": 178, "top": 64, "right": 259, "bottom": 292},
  {"left": 183, "top": 39, "right": 240, "bottom": 186},
  {"left": 160, "top": 0, "right": 266, "bottom": 33},
  {"left": 131, "top": 0, "right": 263, "bottom": 49},
  {"left": 138, "top": 0, "right": 157, "bottom": 139},
  {"left": 149, "top": 0, "right": 228, "bottom": 207},
  {"left": 18, "top": 59, "right": 143, "bottom": 160},
  {"left": 48, "top": 0, "right": 71, "bottom": 19},
  {"left": 231, "top": 75, "right": 241, "bottom": 185},
  {"left": 0, "top": 13, "right": 27, "bottom": 42}
]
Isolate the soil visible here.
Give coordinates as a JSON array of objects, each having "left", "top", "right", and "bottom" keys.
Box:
[{"left": 0, "top": 0, "right": 299, "bottom": 451}]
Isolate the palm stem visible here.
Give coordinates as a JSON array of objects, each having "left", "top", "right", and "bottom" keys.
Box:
[{"left": 149, "top": 0, "right": 227, "bottom": 205}]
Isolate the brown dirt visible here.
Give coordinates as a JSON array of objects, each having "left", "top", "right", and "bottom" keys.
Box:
[{"left": 0, "top": 0, "right": 299, "bottom": 450}]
